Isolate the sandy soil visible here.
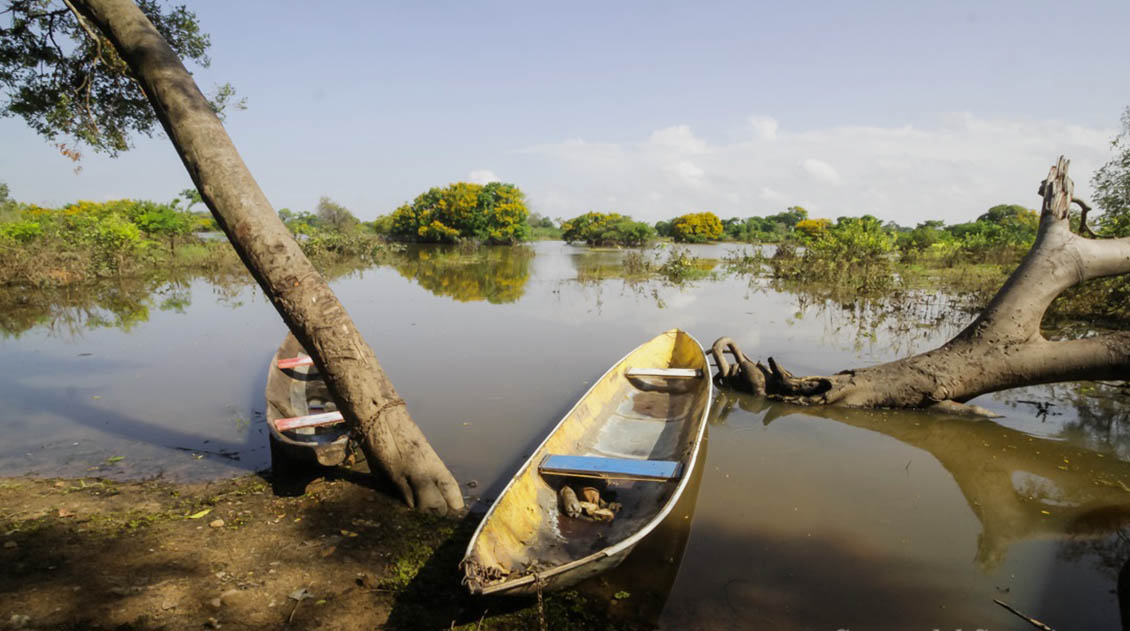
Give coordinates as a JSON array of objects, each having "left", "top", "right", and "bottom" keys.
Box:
[{"left": 0, "top": 469, "right": 642, "bottom": 631}]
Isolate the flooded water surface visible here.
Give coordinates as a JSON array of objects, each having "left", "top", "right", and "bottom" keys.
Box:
[{"left": 2, "top": 241, "right": 1127, "bottom": 629}]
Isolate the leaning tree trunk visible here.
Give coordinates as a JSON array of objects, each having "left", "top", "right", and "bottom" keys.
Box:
[
  {"left": 719, "top": 157, "right": 1130, "bottom": 416},
  {"left": 72, "top": 0, "right": 463, "bottom": 514}
]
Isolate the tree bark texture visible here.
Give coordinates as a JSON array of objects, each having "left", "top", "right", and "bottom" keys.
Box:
[
  {"left": 719, "top": 157, "right": 1130, "bottom": 415},
  {"left": 72, "top": 0, "right": 463, "bottom": 514}
]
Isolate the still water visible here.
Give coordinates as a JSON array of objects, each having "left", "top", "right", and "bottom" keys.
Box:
[{"left": 2, "top": 241, "right": 1127, "bottom": 629}]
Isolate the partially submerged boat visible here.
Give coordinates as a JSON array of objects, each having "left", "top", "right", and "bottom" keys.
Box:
[
  {"left": 461, "top": 329, "right": 713, "bottom": 595},
  {"left": 265, "top": 333, "right": 351, "bottom": 467}
]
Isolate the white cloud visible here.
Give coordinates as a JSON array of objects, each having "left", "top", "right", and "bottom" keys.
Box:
[
  {"left": 799, "top": 158, "right": 841, "bottom": 185},
  {"left": 468, "top": 169, "right": 499, "bottom": 184},
  {"left": 759, "top": 187, "right": 788, "bottom": 203},
  {"left": 520, "top": 114, "right": 1115, "bottom": 225},
  {"left": 666, "top": 160, "right": 705, "bottom": 186},
  {"left": 749, "top": 115, "right": 779, "bottom": 141},
  {"left": 649, "top": 125, "right": 707, "bottom": 154}
]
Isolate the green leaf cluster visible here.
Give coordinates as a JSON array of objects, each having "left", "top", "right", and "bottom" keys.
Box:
[
  {"left": 0, "top": 1, "right": 224, "bottom": 156},
  {"left": 385, "top": 182, "right": 529, "bottom": 245},
  {"left": 0, "top": 196, "right": 213, "bottom": 277},
  {"left": 808, "top": 215, "right": 896, "bottom": 261},
  {"left": 1092, "top": 106, "right": 1130, "bottom": 237},
  {"left": 894, "top": 205, "right": 1037, "bottom": 264},
  {"left": 720, "top": 206, "right": 808, "bottom": 242},
  {"left": 561, "top": 211, "right": 653, "bottom": 246}
]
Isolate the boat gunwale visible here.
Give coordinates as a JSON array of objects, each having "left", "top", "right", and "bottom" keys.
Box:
[{"left": 462, "top": 329, "right": 714, "bottom": 595}]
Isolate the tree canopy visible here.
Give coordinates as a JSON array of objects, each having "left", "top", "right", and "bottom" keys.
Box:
[
  {"left": 670, "top": 211, "right": 723, "bottom": 243},
  {"left": 385, "top": 182, "right": 529, "bottom": 244},
  {"left": 0, "top": 1, "right": 239, "bottom": 157},
  {"left": 561, "top": 211, "right": 653, "bottom": 247},
  {"left": 315, "top": 196, "right": 359, "bottom": 233},
  {"left": 1092, "top": 106, "right": 1130, "bottom": 237}
]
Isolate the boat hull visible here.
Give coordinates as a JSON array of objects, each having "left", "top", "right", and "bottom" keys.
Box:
[
  {"left": 462, "top": 329, "right": 712, "bottom": 596},
  {"left": 265, "top": 333, "right": 351, "bottom": 468}
]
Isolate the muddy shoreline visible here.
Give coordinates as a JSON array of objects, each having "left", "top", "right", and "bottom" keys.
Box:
[{"left": 0, "top": 469, "right": 639, "bottom": 631}]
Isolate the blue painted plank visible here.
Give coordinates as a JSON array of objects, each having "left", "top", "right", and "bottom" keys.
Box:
[{"left": 539, "top": 454, "right": 682, "bottom": 481}]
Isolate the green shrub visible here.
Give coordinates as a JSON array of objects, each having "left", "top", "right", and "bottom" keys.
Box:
[
  {"left": 810, "top": 216, "right": 896, "bottom": 262},
  {"left": 0, "top": 220, "right": 44, "bottom": 243},
  {"left": 90, "top": 212, "right": 144, "bottom": 273},
  {"left": 561, "top": 211, "right": 654, "bottom": 246}
]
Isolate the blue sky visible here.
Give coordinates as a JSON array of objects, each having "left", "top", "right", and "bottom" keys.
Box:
[{"left": 2, "top": 0, "right": 1128, "bottom": 224}]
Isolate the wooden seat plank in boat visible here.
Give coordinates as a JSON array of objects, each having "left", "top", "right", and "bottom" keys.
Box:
[
  {"left": 274, "top": 411, "right": 344, "bottom": 432},
  {"left": 539, "top": 454, "right": 681, "bottom": 481},
  {"left": 265, "top": 334, "right": 351, "bottom": 467},
  {"left": 625, "top": 367, "right": 701, "bottom": 378}
]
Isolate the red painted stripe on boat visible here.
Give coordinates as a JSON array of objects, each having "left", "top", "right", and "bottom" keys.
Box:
[{"left": 278, "top": 356, "right": 315, "bottom": 369}]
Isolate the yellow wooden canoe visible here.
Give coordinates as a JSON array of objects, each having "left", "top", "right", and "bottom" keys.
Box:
[{"left": 461, "top": 329, "right": 713, "bottom": 595}]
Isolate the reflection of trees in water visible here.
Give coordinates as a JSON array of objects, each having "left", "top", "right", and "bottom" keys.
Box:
[
  {"left": 711, "top": 389, "right": 1130, "bottom": 574},
  {"left": 1058, "top": 525, "right": 1130, "bottom": 581},
  {"left": 0, "top": 278, "right": 171, "bottom": 338},
  {"left": 572, "top": 250, "right": 639, "bottom": 283},
  {"left": 571, "top": 248, "right": 719, "bottom": 284},
  {"left": 765, "top": 281, "right": 978, "bottom": 356},
  {"left": 1043, "top": 382, "right": 1130, "bottom": 460},
  {"left": 389, "top": 245, "right": 532, "bottom": 304},
  {"left": 0, "top": 263, "right": 373, "bottom": 338}
]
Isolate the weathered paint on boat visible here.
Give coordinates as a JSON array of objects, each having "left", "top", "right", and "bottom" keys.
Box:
[
  {"left": 265, "top": 333, "right": 351, "bottom": 467},
  {"left": 461, "top": 329, "right": 713, "bottom": 596}
]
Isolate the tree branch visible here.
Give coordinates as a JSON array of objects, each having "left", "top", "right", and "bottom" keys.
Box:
[
  {"left": 1077, "top": 235, "right": 1130, "bottom": 280},
  {"left": 1072, "top": 197, "right": 1098, "bottom": 238}
]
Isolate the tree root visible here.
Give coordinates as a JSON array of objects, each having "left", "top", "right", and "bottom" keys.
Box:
[{"left": 711, "top": 338, "right": 1000, "bottom": 417}]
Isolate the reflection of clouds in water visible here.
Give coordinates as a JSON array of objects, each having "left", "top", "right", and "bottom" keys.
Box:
[{"left": 1011, "top": 471, "right": 1073, "bottom": 507}]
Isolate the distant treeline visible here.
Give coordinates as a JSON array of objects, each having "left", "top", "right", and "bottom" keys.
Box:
[
  {"left": 544, "top": 205, "right": 1044, "bottom": 264},
  {"left": 3, "top": 169, "right": 1120, "bottom": 288}
]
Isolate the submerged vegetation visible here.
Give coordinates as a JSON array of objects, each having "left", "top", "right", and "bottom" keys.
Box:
[{"left": 0, "top": 193, "right": 228, "bottom": 286}]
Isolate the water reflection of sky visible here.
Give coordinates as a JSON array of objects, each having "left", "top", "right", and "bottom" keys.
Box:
[{"left": 0, "top": 242, "right": 1127, "bottom": 628}]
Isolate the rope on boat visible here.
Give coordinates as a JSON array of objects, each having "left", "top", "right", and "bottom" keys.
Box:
[{"left": 534, "top": 572, "right": 548, "bottom": 631}]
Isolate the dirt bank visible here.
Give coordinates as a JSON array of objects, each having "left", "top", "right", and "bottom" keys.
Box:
[{"left": 0, "top": 470, "right": 638, "bottom": 630}]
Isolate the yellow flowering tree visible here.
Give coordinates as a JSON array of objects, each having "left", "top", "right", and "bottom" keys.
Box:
[
  {"left": 794, "top": 218, "right": 832, "bottom": 242},
  {"left": 387, "top": 182, "right": 529, "bottom": 244},
  {"left": 671, "top": 212, "right": 723, "bottom": 243}
]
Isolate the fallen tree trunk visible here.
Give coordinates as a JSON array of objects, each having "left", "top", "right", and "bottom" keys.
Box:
[
  {"left": 717, "top": 157, "right": 1130, "bottom": 416},
  {"left": 72, "top": 0, "right": 463, "bottom": 514}
]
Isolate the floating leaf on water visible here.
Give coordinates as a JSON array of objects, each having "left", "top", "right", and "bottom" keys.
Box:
[
  {"left": 187, "top": 508, "right": 212, "bottom": 519},
  {"left": 107, "top": 456, "right": 124, "bottom": 463}
]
